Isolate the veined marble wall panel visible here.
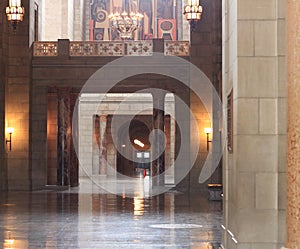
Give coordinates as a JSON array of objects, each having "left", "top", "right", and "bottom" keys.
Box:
[
  {"left": 42, "top": 0, "right": 63, "bottom": 40},
  {"left": 222, "top": 0, "right": 286, "bottom": 247},
  {"left": 42, "top": 0, "right": 84, "bottom": 41},
  {"left": 73, "top": 0, "right": 85, "bottom": 40}
]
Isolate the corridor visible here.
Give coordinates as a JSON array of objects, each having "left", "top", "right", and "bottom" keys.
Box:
[{"left": 0, "top": 178, "right": 222, "bottom": 249}]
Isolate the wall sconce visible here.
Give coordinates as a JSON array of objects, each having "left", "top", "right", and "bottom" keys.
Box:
[
  {"left": 134, "top": 139, "right": 145, "bottom": 148},
  {"left": 204, "top": 127, "right": 212, "bottom": 151},
  {"left": 6, "top": 127, "right": 14, "bottom": 151},
  {"left": 6, "top": 0, "right": 25, "bottom": 30},
  {"left": 4, "top": 231, "right": 14, "bottom": 249},
  {"left": 183, "top": 0, "right": 203, "bottom": 32}
]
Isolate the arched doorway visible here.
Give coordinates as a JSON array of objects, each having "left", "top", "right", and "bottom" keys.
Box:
[{"left": 116, "top": 116, "right": 151, "bottom": 177}]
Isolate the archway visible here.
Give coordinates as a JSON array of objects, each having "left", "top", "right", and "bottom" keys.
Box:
[{"left": 116, "top": 116, "right": 152, "bottom": 177}]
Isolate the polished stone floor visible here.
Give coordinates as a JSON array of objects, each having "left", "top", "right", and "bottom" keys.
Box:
[{"left": 0, "top": 178, "right": 222, "bottom": 249}]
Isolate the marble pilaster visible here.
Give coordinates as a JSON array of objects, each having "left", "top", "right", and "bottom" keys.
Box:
[
  {"left": 286, "top": 0, "right": 300, "bottom": 248},
  {"left": 70, "top": 93, "right": 79, "bottom": 187},
  {"left": 92, "top": 115, "right": 100, "bottom": 175},
  {"left": 99, "top": 115, "right": 107, "bottom": 175},
  {"left": 151, "top": 91, "right": 166, "bottom": 186},
  {"left": 57, "top": 88, "right": 71, "bottom": 186}
]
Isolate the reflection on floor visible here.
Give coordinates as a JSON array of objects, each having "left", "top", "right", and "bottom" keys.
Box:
[{"left": 0, "top": 178, "right": 222, "bottom": 249}]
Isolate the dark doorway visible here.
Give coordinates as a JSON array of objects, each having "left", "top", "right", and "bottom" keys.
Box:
[{"left": 116, "top": 115, "right": 152, "bottom": 177}]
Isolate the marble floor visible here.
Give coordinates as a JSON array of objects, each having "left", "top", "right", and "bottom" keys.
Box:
[{"left": 0, "top": 178, "right": 222, "bottom": 249}]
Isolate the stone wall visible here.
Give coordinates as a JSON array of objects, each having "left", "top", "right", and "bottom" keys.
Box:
[
  {"left": 78, "top": 94, "right": 175, "bottom": 179},
  {"left": 47, "top": 92, "right": 58, "bottom": 185},
  {"left": 41, "top": 0, "right": 85, "bottom": 41},
  {"left": 189, "top": 0, "right": 222, "bottom": 193},
  {"left": 222, "top": 0, "right": 286, "bottom": 248},
  {"left": 42, "top": 0, "right": 63, "bottom": 40},
  {"left": 73, "top": 0, "right": 85, "bottom": 40},
  {"left": 0, "top": 1, "right": 8, "bottom": 191},
  {"left": 4, "top": 0, "right": 32, "bottom": 190}
]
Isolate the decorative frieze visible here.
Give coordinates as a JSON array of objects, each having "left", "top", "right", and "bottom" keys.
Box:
[
  {"left": 164, "top": 41, "right": 190, "bottom": 56},
  {"left": 127, "top": 41, "right": 153, "bottom": 56},
  {"left": 97, "top": 42, "right": 124, "bottom": 56},
  {"left": 70, "top": 42, "right": 98, "bottom": 56},
  {"left": 33, "top": 42, "right": 58, "bottom": 56},
  {"left": 33, "top": 40, "right": 189, "bottom": 57}
]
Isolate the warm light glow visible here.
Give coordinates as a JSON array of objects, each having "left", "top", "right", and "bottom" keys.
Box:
[
  {"left": 133, "top": 197, "right": 144, "bottom": 216},
  {"left": 6, "top": 127, "right": 14, "bottom": 134},
  {"left": 4, "top": 231, "right": 14, "bottom": 248},
  {"left": 4, "top": 239, "right": 14, "bottom": 245},
  {"left": 134, "top": 139, "right": 144, "bottom": 148},
  {"left": 204, "top": 127, "right": 212, "bottom": 134},
  {"left": 109, "top": 11, "right": 143, "bottom": 39},
  {"left": 183, "top": 0, "right": 203, "bottom": 24},
  {"left": 6, "top": 0, "right": 25, "bottom": 26}
]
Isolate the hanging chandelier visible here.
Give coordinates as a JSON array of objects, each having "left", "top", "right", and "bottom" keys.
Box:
[
  {"left": 108, "top": 11, "right": 143, "bottom": 40},
  {"left": 183, "top": 0, "right": 203, "bottom": 31},
  {"left": 6, "top": 0, "right": 25, "bottom": 30}
]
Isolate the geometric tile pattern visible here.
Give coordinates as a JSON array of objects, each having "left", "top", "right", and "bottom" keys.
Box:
[
  {"left": 165, "top": 41, "right": 190, "bottom": 56},
  {"left": 33, "top": 42, "right": 58, "bottom": 56}
]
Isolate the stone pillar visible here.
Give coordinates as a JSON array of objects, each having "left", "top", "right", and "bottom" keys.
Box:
[
  {"left": 92, "top": 115, "right": 100, "bottom": 175},
  {"left": 285, "top": 1, "right": 300, "bottom": 248},
  {"left": 169, "top": 116, "right": 175, "bottom": 182},
  {"left": 151, "top": 91, "right": 166, "bottom": 186},
  {"left": 0, "top": 0, "right": 8, "bottom": 191},
  {"left": 57, "top": 88, "right": 71, "bottom": 186},
  {"left": 99, "top": 115, "right": 107, "bottom": 175},
  {"left": 70, "top": 92, "right": 79, "bottom": 187},
  {"left": 5, "top": 0, "right": 31, "bottom": 190}
]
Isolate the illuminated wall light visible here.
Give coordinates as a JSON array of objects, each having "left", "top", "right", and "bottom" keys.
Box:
[
  {"left": 183, "top": 0, "right": 203, "bottom": 31},
  {"left": 4, "top": 231, "right": 14, "bottom": 249},
  {"left": 6, "top": 127, "right": 15, "bottom": 151},
  {"left": 134, "top": 139, "right": 144, "bottom": 148},
  {"left": 6, "top": 0, "right": 25, "bottom": 30},
  {"left": 204, "top": 127, "right": 212, "bottom": 151}
]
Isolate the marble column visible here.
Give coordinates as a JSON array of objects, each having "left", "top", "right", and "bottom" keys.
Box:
[
  {"left": 92, "top": 115, "right": 100, "bottom": 175},
  {"left": 70, "top": 93, "right": 79, "bottom": 187},
  {"left": 57, "top": 88, "right": 71, "bottom": 186},
  {"left": 285, "top": 0, "right": 300, "bottom": 248},
  {"left": 99, "top": 115, "right": 107, "bottom": 175},
  {"left": 170, "top": 116, "right": 175, "bottom": 182},
  {"left": 151, "top": 91, "right": 166, "bottom": 186}
]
